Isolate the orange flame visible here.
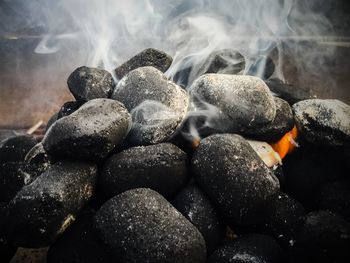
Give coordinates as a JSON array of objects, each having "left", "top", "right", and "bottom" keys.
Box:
[{"left": 271, "top": 126, "right": 299, "bottom": 159}]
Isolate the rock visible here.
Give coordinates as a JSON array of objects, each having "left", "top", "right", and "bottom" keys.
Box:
[
  {"left": 189, "top": 74, "right": 276, "bottom": 133},
  {"left": 265, "top": 78, "right": 311, "bottom": 105},
  {"left": 6, "top": 161, "right": 97, "bottom": 248},
  {"left": 192, "top": 134, "right": 280, "bottom": 226},
  {"left": 172, "top": 180, "right": 225, "bottom": 253},
  {"left": 67, "top": 67, "right": 115, "bottom": 102},
  {"left": 247, "top": 56, "right": 275, "bottom": 80},
  {"left": 42, "top": 98, "right": 131, "bottom": 160},
  {"left": 114, "top": 48, "right": 172, "bottom": 80},
  {"left": 99, "top": 143, "right": 188, "bottom": 198},
  {"left": 244, "top": 97, "right": 294, "bottom": 141},
  {"left": 47, "top": 209, "right": 113, "bottom": 263},
  {"left": 207, "top": 234, "right": 284, "bottom": 263},
  {"left": 0, "top": 162, "right": 40, "bottom": 202},
  {"left": 0, "top": 135, "right": 37, "bottom": 165},
  {"left": 293, "top": 99, "right": 350, "bottom": 147},
  {"left": 112, "top": 66, "right": 189, "bottom": 145},
  {"left": 292, "top": 210, "right": 350, "bottom": 263},
  {"left": 45, "top": 113, "right": 58, "bottom": 133},
  {"left": 94, "top": 188, "right": 206, "bottom": 263},
  {"left": 57, "top": 101, "right": 83, "bottom": 119}
]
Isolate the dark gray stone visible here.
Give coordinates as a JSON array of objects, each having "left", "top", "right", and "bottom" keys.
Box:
[
  {"left": 94, "top": 188, "right": 206, "bottom": 263},
  {"left": 0, "top": 135, "right": 37, "bottom": 165},
  {"left": 99, "top": 143, "right": 188, "bottom": 198},
  {"left": 192, "top": 134, "right": 280, "bottom": 226},
  {"left": 293, "top": 99, "right": 350, "bottom": 147},
  {"left": 67, "top": 67, "right": 115, "bottom": 102},
  {"left": 172, "top": 181, "right": 225, "bottom": 253},
  {"left": 207, "top": 234, "right": 284, "bottom": 263},
  {"left": 42, "top": 99, "right": 131, "bottom": 160},
  {"left": 112, "top": 66, "right": 189, "bottom": 145},
  {"left": 6, "top": 161, "right": 97, "bottom": 248},
  {"left": 114, "top": 48, "right": 172, "bottom": 80},
  {"left": 57, "top": 101, "right": 83, "bottom": 119}
]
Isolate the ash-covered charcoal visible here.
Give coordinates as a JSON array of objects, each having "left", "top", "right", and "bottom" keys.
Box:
[
  {"left": 247, "top": 55, "right": 275, "bottom": 80},
  {"left": 265, "top": 78, "right": 311, "bottom": 105},
  {"left": 67, "top": 66, "right": 115, "bottom": 102},
  {"left": 207, "top": 234, "right": 284, "bottom": 263},
  {"left": 45, "top": 113, "right": 59, "bottom": 133},
  {"left": 112, "top": 66, "right": 189, "bottom": 145},
  {"left": 0, "top": 135, "right": 37, "bottom": 165},
  {"left": 293, "top": 99, "right": 350, "bottom": 147},
  {"left": 24, "top": 143, "right": 52, "bottom": 172},
  {"left": 6, "top": 161, "right": 97, "bottom": 248},
  {"left": 171, "top": 180, "right": 225, "bottom": 254},
  {"left": 57, "top": 100, "right": 83, "bottom": 119},
  {"left": 42, "top": 99, "right": 131, "bottom": 160},
  {"left": 292, "top": 210, "right": 350, "bottom": 263},
  {"left": 99, "top": 143, "right": 188, "bottom": 198},
  {"left": 190, "top": 74, "right": 276, "bottom": 134},
  {"left": 244, "top": 97, "right": 294, "bottom": 141},
  {"left": 47, "top": 208, "right": 114, "bottom": 263},
  {"left": 94, "top": 188, "right": 206, "bottom": 263},
  {"left": 192, "top": 134, "right": 280, "bottom": 226},
  {"left": 0, "top": 162, "right": 40, "bottom": 202},
  {"left": 114, "top": 48, "right": 173, "bottom": 80}
]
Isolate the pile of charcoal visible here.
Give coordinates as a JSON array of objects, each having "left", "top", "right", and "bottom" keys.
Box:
[{"left": 1, "top": 48, "right": 350, "bottom": 263}]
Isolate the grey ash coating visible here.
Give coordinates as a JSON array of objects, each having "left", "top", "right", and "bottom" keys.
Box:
[
  {"left": 94, "top": 188, "right": 206, "bottom": 263},
  {"left": 112, "top": 66, "right": 189, "bottom": 145},
  {"left": 6, "top": 161, "right": 97, "bottom": 248},
  {"left": 99, "top": 143, "right": 188, "bottom": 198},
  {"left": 42, "top": 99, "right": 131, "bottom": 160},
  {"left": 114, "top": 48, "right": 173, "bottom": 80},
  {"left": 67, "top": 66, "right": 115, "bottom": 102},
  {"left": 190, "top": 74, "right": 276, "bottom": 133},
  {"left": 192, "top": 134, "right": 280, "bottom": 226},
  {"left": 293, "top": 99, "right": 350, "bottom": 147}
]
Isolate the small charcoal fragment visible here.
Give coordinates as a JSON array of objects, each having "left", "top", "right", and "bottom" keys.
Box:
[
  {"left": 42, "top": 98, "right": 131, "bottom": 160},
  {"left": 67, "top": 66, "right": 115, "bottom": 102},
  {"left": 190, "top": 74, "right": 276, "bottom": 133},
  {"left": 0, "top": 135, "right": 37, "bottom": 165},
  {"left": 57, "top": 101, "right": 83, "bottom": 119},
  {"left": 114, "top": 48, "right": 172, "bottom": 79},
  {"left": 6, "top": 161, "right": 97, "bottom": 248},
  {"left": 24, "top": 143, "right": 52, "bottom": 173},
  {"left": 192, "top": 134, "right": 280, "bottom": 225},
  {"left": 99, "top": 143, "right": 188, "bottom": 198},
  {"left": 94, "top": 188, "right": 206, "bottom": 263},
  {"left": 112, "top": 66, "right": 189, "bottom": 145},
  {"left": 292, "top": 210, "right": 350, "bottom": 263},
  {"left": 247, "top": 55, "right": 275, "bottom": 80},
  {"left": 293, "top": 99, "right": 350, "bottom": 147},
  {"left": 208, "top": 234, "right": 284, "bottom": 263},
  {"left": 172, "top": 180, "right": 225, "bottom": 253}
]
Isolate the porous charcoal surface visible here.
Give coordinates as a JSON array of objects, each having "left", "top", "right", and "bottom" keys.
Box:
[
  {"left": 99, "top": 143, "right": 188, "bottom": 198},
  {"left": 42, "top": 99, "right": 131, "bottom": 160},
  {"left": 114, "top": 48, "right": 172, "bottom": 80},
  {"left": 57, "top": 101, "right": 83, "bottom": 119},
  {"left": 192, "top": 134, "right": 280, "bottom": 225},
  {"left": 293, "top": 99, "right": 350, "bottom": 147},
  {"left": 172, "top": 180, "right": 225, "bottom": 253},
  {"left": 292, "top": 210, "right": 350, "bottom": 263},
  {"left": 6, "top": 161, "right": 97, "bottom": 248},
  {"left": 207, "top": 234, "right": 284, "bottom": 263},
  {"left": 48, "top": 209, "right": 113, "bottom": 263},
  {"left": 94, "top": 188, "right": 206, "bottom": 263},
  {"left": 244, "top": 97, "right": 294, "bottom": 141},
  {"left": 67, "top": 67, "right": 115, "bottom": 102},
  {"left": 189, "top": 74, "right": 276, "bottom": 133},
  {"left": 247, "top": 56, "right": 275, "bottom": 80},
  {"left": 0, "top": 135, "right": 37, "bottom": 165},
  {"left": 112, "top": 66, "right": 189, "bottom": 145}
]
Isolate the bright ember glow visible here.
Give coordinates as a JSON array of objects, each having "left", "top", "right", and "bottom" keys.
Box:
[{"left": 271, "top": 126, "right": 299, "bottom": 159}]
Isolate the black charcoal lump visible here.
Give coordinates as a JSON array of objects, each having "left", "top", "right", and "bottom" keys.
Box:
[
  {"left": 6, "top": 161, "right": 97, "bottom": 248},
  {"left": 112, "top": 66, "right": 189, "bottom": 145},
  {"left": 0, "top": 135, "right": 37, "bottom": 165},
  {"left": 94, "top": 188, "right": 206, "bottom": 263},
  {"left": 42, "top": 98, "right": 131, "bottom": 160},
  {"left": 99, "top": 143, "right": 188, "bottom": 198},
  {"left": 293, "top": 99, "right": 350, "bottom": 147},
  {"left": 57, "top": 101, "right": 83, "bottom": 119},
  {"left": 114, "top": 48, "right": 173, "bottom": 80},
  {"left": 192, "top": 134, "right": 280, "bottom": 226},
  {"left": 190, "top": 74, "right": 276, "bottom": 133},
  {"left": 67, "top": 66, "right": 115, "bottom": 102}
]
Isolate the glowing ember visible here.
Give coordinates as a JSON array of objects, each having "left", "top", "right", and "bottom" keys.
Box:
[{"left": 271, "top": 126, "right": 299, "bottom": 159}]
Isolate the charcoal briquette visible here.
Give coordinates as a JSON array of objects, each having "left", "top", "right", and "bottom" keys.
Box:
[
  {"left": 57, "top": 101, "right": 83, "bottom": 119},
  {"left": 24, "top": 143, "right": 52, "bottom": 172},
  {"left": 45, "top": 113, "right": 59, "bottom": 133},
  {"left": 247, "top": 55, "right": 275, "bottom": 80},
  {"left": 0, "top": 135, "right": 37, "bottom": 165}
]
